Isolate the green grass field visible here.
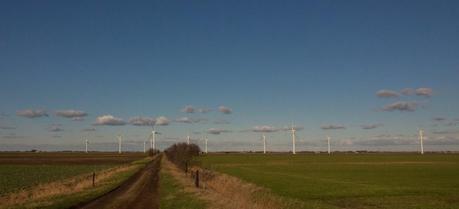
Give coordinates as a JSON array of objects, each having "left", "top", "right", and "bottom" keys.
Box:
[
  {"left": 197, "top": 153, "right": 459, "bottom": 209},
  {"left": 0, "top": 152, "right": 146, "bottom": 196},
  {"left": 0, "top": 164, "right": 112, "bottom": 195}
]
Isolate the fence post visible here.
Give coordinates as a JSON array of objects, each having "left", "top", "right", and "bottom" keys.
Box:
[
  {"left": 92, "top": 172, "right": 95, "bottom": 187},
  {"left": 195, "top": 170, "right": 199, "bottom": 188}
]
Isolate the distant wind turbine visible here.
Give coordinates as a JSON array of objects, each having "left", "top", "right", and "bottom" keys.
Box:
[
  {"left": 143, "top": 141, "right": 146, "bottom": 153},
  {"left": 205, "top": 135, "right": 208, "bottom": 154},
  {"left": 262, "top": 134, "right": 267, "bottom": 154},
  {"left": 327, "top": 136, "right": 331, "bottom": 155},
  {"left": 418, "top": 129, "right": 424, "bottom": 155},
  {"left": 291, "top": 123, "right": 296, "bottom": 154},
  {"left": 85, "top": 138, "right": 89, "bottom": 153},
  {"left": 117, "top": 134, "right": 122, "bottom": 154},
  {"left": 187, "top": 134, "right": 190, "bottom": 145},
  {"left": 149, "top": 126, "right": 159, "bottom": 150}
]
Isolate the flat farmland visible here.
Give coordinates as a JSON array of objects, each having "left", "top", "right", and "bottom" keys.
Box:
[
  {"left": 0, "top": 152, "right": 146, "bottom": 195},
  {"left": 197, "top": 153, "right": 459, "bottom": 209}
]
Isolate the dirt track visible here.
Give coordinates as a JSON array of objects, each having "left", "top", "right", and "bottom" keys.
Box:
[{"left": 73, "top": 155, "right": 161, "bottom": 209}]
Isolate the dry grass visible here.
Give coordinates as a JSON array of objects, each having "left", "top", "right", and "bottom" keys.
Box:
[
  {"left": 0, "top": 159, "right": 147, "bottom": 209},
  {"left": 162, "top": 158, "right": 303, "bottom": 209}
]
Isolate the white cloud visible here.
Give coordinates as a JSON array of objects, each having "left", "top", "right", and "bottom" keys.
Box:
[
  {"left": 376, "top": 90, "right": 400, "bottom": 98},
  {"left": 155, "top": 116, "right": 170, "bottom": 126},
  {"left": 218, "top": 106, "right": 232, "bottom": 114},
  {"left": 93, "top": 115, "right": 126, "bottom": 126},
  {"left": 321, "top": 124, "right": 346, "bottom": 130},
  {"left": 55, "top": 110, "right": 87, "bottom": 118},
  {"left": 16, "top": 109, "right": 48, "bottom": 118},
  {"left": 207, "top": 128, "right": 231, "bottom": 135},
  {"left": 415, "top": 88, "right": 433, "bottom": 97},
  {"left": 382, "top": 101, "right": 417, "bottom": 112},
  {"left": 252, "top": 125, "right": 278, "bottom": 133},
  {"left": 129, "top": 117, "right": 156, "bottom": 126},
  {"left": 361, "top": 123, "right": 383, "bottom": 130}
]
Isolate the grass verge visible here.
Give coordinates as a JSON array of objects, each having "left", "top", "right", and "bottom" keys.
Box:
[{"left": 159, "top": 169, "right": 207, "bottom": 209}]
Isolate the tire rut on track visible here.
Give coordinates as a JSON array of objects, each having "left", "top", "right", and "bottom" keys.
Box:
[{"left": 72, "top": 155, "right": 161, "bottom": 209}]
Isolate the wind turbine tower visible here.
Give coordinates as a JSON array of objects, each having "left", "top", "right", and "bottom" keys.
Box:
[
  {"left": 150, "top": 128, "right": 157, "bottom": 150},
  {"left": 205, "top": 135, "right": 208, "bottom": 154},
  {"left": 291, "top": 124, "right": 296, "bottom": 155},
  {"left": 327, "top": 136, "right": 331, "bottom": 155},
  {"left": 117, "top": 134, "right": 122, "bottom": 154},
  {"left": 187, "top": 134, "right": 190, "bottom": 145},
  {"left": 85, "top": 138, "right": 88, "bottom": 153},
  {"left": 418, "top": 129, "right": 424, "bottom": 155},
  {"left": 143, "top": 141, "right": 146, "bottom": 153},
  {"left": 262, "top": 134, "right": 266, "bottom": 154}
]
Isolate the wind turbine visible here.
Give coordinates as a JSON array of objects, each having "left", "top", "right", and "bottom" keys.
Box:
[
  {"left": 143, "top": 141, "right": 146, "bottom": 153},
  {"left": 149, "top": 126, "right": 158, "bottom": 150},
  {"left": 205, "top": 135, "right": 208, "bottom": 154},
  {"left": 418, "top": 128, "right": 424, "bottom": 155},
  {"left": 291, "top": 123, "right": 296, "bottom": 154},
  {"left": 85, "top": 138, "right": 89, "bottom": 153},
  {"left": 117, "top": 134, "right": 122, "bottom": 154},
  {"left": 327, "top": 136, "right": 331, "bottom": 155},
  {"left": 187, "top": 134, "right": 190, "bottom": 145},
  {"left": 262, "top": 134, "right": 267, "bottom": 154}
]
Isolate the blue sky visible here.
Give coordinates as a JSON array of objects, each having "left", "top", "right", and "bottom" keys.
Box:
[{"left": 1, "top": 0, "right": 458, "bottom": 152}]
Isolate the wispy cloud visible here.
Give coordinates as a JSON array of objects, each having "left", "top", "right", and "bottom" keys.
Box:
[
  {"left": 361, "top": 123, "right": 383, "bottom": 130},
  {"left": 218, "top": 106, "right": 232, "bottom": 114},
  {"left": 129, "top": 117, "right": 156, "bottom": 126},
  {"left": 82, "top": 127, "right": 96, "bottom": 132},
  {"left": 197, "top": 108, "right": 212, "bottom": 113},
  {"left": 400, "top": 88, "right": 415, "bottom": 96},
  {"left": 432, "top": 117, "right": 446, "bottom": 122},
  {"left": 214, "top": 119, "right": 230, "bottom": 124},
  {"left": 93, "top": 115, "right": 126, "bottom": 126},
  {"left": 16, "top": 109, "right": 48, "bottom": 118},
  {"left": 415, "top": 88, "right": 433, "bottom": 97},
  {"left": 175, "top": 117, "right": 207, "bottom": 124},
  {"left": 181, "top": 105, "right": 195, "bottom": 113},
  {"left": 55, "top": 110, "right": 87, "bottom": 118},
  {"left": 0, "top": 125, "right": 16, "bottom": 130},
  {"left": 321, "top": 124, "right": 346, "bottom": 130},
  {"left": 252, "top": 125, "right": 278, "bottom": 133},
  {"left": 207, "top": 128, "right": 231, "bottom": 135},
  {"left": 382, "top": 101, "right": 417, "bottom": 112},
  {"left": 175, "top": 117, "right": 193, "bottom": 123},
  {"left": 47, "top": 124, "right": 63, "bottom": 132},
  {"left": 2, "top": 134, "right": 25, "bottom": 139},
  {"left": 376, "top": 90, "right": 400, "bottom": 98},
  {"left": 72, "top": 117, "right": 85, "bottom": 121}
]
